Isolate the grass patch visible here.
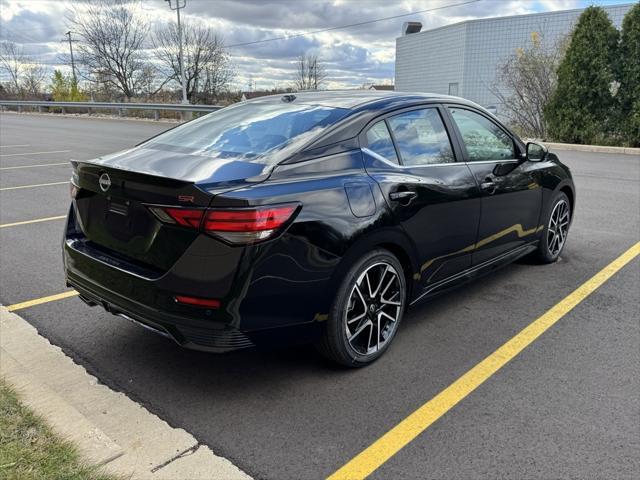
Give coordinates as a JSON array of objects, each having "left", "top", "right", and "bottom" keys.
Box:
[{"left": 0, "top": 378, "right": 117, "bottom": 480}]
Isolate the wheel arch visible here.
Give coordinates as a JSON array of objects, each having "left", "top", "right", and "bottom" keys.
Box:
[
  {"left": 376, "top": 241, "right": 416, "bottom": 299},
  {"left": 324, "top": 228, "right": 420, "bottom": 308},
  {"left": 559, "top": 183, "right": 575, "bottom": 214}
]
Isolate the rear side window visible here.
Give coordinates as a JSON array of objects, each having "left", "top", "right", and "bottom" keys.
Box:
[
  {"left": 365, "top": 121, "right": 398, "bottom": 163},
  {"left": 387, "top": 109, "right": 454, "bottom": 166},
  {"left": 449, "top": 108, "right": 514, "bottom": 161}
]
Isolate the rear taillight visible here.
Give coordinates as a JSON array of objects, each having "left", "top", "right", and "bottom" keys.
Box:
[
  {"left": 203, "top": 205, "right": 298, "bottom": 243},
  {"left": 148, "top": 204, "right": 299, "bottom": 245},
  {"left": 70, "top": 180, "right": 79, "bottom": 199},
  {"left": 162, "top": 207, "right": 204, "bottom": 228}
]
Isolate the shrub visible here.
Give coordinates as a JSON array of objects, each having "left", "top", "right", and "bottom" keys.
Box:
[{"left": 50, "top": 70, "right": 88, "bottom": 102}]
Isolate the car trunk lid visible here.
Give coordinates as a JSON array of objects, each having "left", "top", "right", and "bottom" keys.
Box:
[{"left": 71, "top": 147, "right": 272, "bottom": 271}]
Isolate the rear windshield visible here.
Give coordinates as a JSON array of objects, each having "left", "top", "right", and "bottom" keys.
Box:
[{"left": 142, "top": 102, "right": 349, "bottom": 163}]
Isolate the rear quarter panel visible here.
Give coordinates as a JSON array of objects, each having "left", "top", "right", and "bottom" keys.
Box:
[{"left": 209, "top": 150, "right": 411, "bottom": 332}]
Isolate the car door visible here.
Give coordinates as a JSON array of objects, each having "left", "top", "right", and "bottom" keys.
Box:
[
  {"left": 361, "top": 105, "right": 481, "bottom": 290},
  {"left": 445, "top": 106, "right": 543, "bottom": 265}
]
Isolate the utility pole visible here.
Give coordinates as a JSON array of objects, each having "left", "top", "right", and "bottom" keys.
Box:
[
  {"left": 65, "top": 31, "right": 77, "bottom": 84},
  {"left": 165, "top": 0, "right": 189, "bottom": 107}
]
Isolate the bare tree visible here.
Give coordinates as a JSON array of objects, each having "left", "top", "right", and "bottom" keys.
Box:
[
  {"left": 0, "top": 41, "right": 25, "bottom": 95},
  {"left": 21, "top": 63, "right": 48, "bottom": 96},
  {"left": 200, "top": 53, "right": 234, "bottom": 103},
  {"left": 0, "top": 42, "right": 47, "bottom": 98},
  {"left": 88, "top": 68, "right": 120, "bottom": 101},
  {"left": 153, "top": 22, "right": 232, "bottom": 102},
  {"left": 490, "top": 32, "right": 566, "bottom": 139},
  {"left": 69, "top": 0, "right": 149, "bottom": 99},
  {"left": 294, "top": 53, "right": 326, "bottom": 91},
  {"left": 139, "top": 65, "right": 157, "bottom": 98}
]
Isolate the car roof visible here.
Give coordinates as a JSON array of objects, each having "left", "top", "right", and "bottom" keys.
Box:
[{"left": 244, "top": 90, "right": 478, "bottom": 110}]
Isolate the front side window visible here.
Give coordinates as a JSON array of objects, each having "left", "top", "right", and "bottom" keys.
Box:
[
  {"left": 365, "top": 121, "right": 398, "bottom": 163},
  {"left": 387, "top": 108, "right": 455, "bottom": 166},
  {"left": 142, "top": 102, "right": 349, "bottom": 164},
  {"left": 449, "top": 108, "right": 514, "bottom": 161}
]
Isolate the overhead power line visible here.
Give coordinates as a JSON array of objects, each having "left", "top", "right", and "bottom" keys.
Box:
[{"left": 225, "top": 0, "right": 481, "bottom": 48}]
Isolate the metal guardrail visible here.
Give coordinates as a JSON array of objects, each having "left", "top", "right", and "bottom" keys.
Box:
[{"left": 0, "top": 100, "right": 223, "bottom": 120}]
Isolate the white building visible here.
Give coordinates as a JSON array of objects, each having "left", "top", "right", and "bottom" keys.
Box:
[{"left": 395, "top": 3, "right": 633, "bottom": 115}]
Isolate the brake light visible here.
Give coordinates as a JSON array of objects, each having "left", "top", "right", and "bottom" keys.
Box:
[
  {"left": 148, "top": 204, "right": 299, "bottom": 244},
  {"left": 163, "top": 208, "right": 204, "bottom": 228},
  {"left": 149, "top": 207, "right": 204, "bottom": 228},
  {"left": 204, "top": 204, "right": 298, "bottom": 244},
  {"left": 175, "top": 295, "right": 220, "bottom": 309},
  {"left": 204, "top": 205, "right": 296, "bottom": 231},
  {"left": 69, "top": 180, "right": 79, "bottom": 199}
]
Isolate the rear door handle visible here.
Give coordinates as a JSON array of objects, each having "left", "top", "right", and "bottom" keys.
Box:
[
  {"left": 389, "top": 191, "right": 418, "bottom": 203},
  {"left": 480, "top": 181, "right": 497, "bottom": 194}
]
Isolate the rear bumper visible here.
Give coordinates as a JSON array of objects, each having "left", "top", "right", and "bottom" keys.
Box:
[
  {"left": 63, "top": 196, "right": 258, "bottom": 352},
  {"left": 62, "top": 205, "right": 337, "bottom": 352},
  {"left": 66, "top": 266, "right": 325, "bottom": 353},
  {"left": 67, "top": 273, "right": 254, "bottom": 352}
]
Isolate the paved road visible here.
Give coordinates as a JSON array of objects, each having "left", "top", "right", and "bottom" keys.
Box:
[{"left": 1, "top": 113, "right": 639, "bottom": 479}]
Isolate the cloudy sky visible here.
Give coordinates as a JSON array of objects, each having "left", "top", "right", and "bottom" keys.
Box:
[{"left": 0, "top": 0, "right": 629, "bottom": 91}]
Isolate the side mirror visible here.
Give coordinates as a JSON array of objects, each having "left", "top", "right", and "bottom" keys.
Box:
[{"left": 526, "top": 142, "right": 548, "bottom": 162}]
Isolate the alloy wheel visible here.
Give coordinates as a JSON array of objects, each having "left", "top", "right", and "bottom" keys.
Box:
[
  {"left": 344, "top": 262, "right": 404, "bottom": 356},
  {"left": 547, "top": 199, "right": 570, "bottom": 257}
]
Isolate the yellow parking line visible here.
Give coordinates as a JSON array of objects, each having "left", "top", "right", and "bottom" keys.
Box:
[
  {"left": 0, "top": 215, "right": 66, "bottom": 228},
  {"left": 6, "top": 290, "right": 79, "bottom": 312},
  {"left": 0, "top": 149, "right": 70, "bottom": 157},
  {"left": 0, "top": 162, "right": 68, "bottom": 170},
  {"left": 328, "top": 241, "right": 640, "bottom": 480},
  {"left": 0, "top": 181, "right": 67, "bottom": 191}
]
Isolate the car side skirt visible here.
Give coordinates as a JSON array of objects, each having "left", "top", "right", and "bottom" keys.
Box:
[{"left": 410, "top": 242, "right": 538, "bottom": 306}]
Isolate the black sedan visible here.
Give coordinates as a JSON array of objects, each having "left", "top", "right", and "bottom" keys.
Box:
[{"left": 63, "top": 91, "right": 575, "bottom": 366}]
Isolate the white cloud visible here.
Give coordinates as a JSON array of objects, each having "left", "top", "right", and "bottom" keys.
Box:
[
  {"left": 0, "top": 0, "right": 593, "bottom": 90},
  {"left": 537, "top": 0, "right": 580, "bottom": 11}
]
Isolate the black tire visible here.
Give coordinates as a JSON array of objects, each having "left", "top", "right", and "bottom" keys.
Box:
[
  {"left": 535, "top": 191, "right": 571, "bottom": 264},
  {"left": 316, "top": 248, "right": 407, "bottom": 367}
]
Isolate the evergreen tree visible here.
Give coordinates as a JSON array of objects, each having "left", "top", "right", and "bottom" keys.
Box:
[
  {"left": 545, "top": 7, "right": 619, "bottom": 144},
  {"left": 50, "top": 70, "right": 87, "bottom": 102},
  {"left": 617, "top": 3, "right": 640, "bottom": 146}
]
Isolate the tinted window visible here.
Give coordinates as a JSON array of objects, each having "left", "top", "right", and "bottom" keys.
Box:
[
  {"left": 143, "top": 102, "right": 349, "bottom": 164},
  {"left": 365, "top": 121, "right": 398, "bottom": 163},
  {"left": 450, "top": 108, "right": 514, "bottom": 161},
  {"left": 387, "top": 108, "right": 454, "bottom": 166}
]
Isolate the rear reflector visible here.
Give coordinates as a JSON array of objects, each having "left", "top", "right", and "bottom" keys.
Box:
[{"left": 175, "top": 295, "right": 221, "bottom": 308}]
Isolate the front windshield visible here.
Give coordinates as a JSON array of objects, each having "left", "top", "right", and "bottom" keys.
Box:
[{"left": 143, "top": 101, "right": 349, "bottom": 163}]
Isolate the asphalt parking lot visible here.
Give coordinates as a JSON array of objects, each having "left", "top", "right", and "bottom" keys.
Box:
[{"left": 1, "top": 112, "right": 639, "bottom": 479}]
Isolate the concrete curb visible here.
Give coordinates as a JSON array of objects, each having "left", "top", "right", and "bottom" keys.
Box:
[
  {"left": 0, "top": 307, "right": 252, "bottom": 480},
  {"left": 540, "top": 141, "right": 640, "bottom": 156}
]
